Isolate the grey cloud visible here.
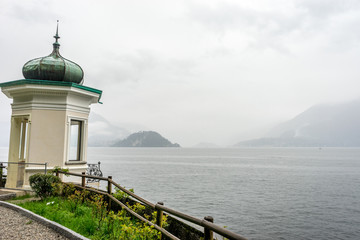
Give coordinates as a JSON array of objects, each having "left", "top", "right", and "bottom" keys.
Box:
[
  {"left": 188, "top": 1, "right": 360, "bottom": 34},
  {"left": 202, "top": 47, "right": 234, "bottom": 58},
  {"left": 187, "top": 3, "right": 304, "bottom": 53},
  {"left": 187, "top": 3, "right": 259, "bottom": 35},
  {"left": 87, "top": 50, "right": 159, "bottom": 83},
  {"left": 296, "top": 0, "right": 360, "bottom": 18},
  {"left": 187, "top": 3, "right": 302, "bottom": 34},
  {"left": 87, "top": 49, "right": 198, "bottom": 84},
  {"left": 2, "top": 0, "right": 360, "bottom": 146},
  {"left": 2, "top": 1, "right": 59, "bottom": 23},
  {"left": 187, "top": 1, "right": 360, "bottom": 53}
]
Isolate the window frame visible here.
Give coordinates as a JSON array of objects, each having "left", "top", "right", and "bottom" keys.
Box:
[{"left": 67, "top": 116, "right": 87, "bottom": 163}]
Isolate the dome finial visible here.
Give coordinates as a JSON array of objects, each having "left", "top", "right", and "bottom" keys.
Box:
[
  {"left": 22, "top": 20, "right": 84, "bottom": 84},
  {"left": 53, "top": 20, "right": 60, "bottom": 50}
]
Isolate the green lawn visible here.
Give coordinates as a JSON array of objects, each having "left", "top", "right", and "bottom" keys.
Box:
[{"left": 17, "top": 193, "right": 161, "bottom": 240}]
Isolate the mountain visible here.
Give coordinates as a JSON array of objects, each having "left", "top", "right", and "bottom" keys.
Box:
[
  {"left": 235, "top": 137, "right": 322, "bottom": 147},
  {"left": 112, "top": 131, "right": 181, "bottom": 147},
  {"left": 235, "top": 99, "right": 360, "bottom": 147},
  {"left": 88, "top": 112, "right": 131, "bottom": 146}
]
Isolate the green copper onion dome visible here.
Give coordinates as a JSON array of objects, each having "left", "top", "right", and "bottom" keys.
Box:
[{"left": 22, "top": 21, "right": 84, "bottom": 85}]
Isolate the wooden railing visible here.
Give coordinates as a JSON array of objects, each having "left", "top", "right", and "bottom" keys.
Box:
[{"left": 55, "top": 170, "right": 247, "bottom": 240}]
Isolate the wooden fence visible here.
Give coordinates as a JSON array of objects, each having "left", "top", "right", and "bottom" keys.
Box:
[{"left": 55, "top": 170, "right": 247, "bottom": 240}]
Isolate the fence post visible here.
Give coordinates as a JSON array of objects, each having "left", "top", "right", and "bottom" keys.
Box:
[
  {"left": 156, "top": 202, "right": 164, "bottom": 227},
  {"left": 82, "top": 172, "right": 86, "bottom": 187},
  {"left": 156, "top": 202, "right": 164, "bottom": 239},
  {"left": 107, "top": 176, "right": 112, "bottom": 210},
  {"left": 0, "top": 163, "right": 3, "bottom": 187},
  {"left": 204, "top": 216, "right": 214, "bottom": 240},
  {"left": 44, "top": 163, "right": 48, "bottom": 174}
]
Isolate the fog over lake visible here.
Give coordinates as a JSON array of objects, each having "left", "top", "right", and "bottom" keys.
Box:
[{"left": 1, "top": 0, "right": 360, "bottom": 146}]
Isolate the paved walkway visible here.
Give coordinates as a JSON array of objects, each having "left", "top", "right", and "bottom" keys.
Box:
[{"left": 0, "top": 205, "right": 70, "bottom": 240}]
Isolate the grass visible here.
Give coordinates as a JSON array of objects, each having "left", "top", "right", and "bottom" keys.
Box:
[
  {"left": 9, "top": 193, "right": 33, "bottom": 201},
  {"left": 17, "top": 193, "right": 162, "bottom": 240}
]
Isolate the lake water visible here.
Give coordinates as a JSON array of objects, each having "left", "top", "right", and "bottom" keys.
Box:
[
  {"left": 86, "top": 147, "right": 360, "bottom": 240},
  {"left": 1, "top": 147, "right": 359, "bottom": 239}
]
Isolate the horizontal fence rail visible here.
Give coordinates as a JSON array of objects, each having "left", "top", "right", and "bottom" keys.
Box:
[
  {"left": 110, "top": 179, "right": 156, "bottom": 209},
  {"left": 0, "top": 162, "right": 48, "bottom": 188},
  {"left": 0, "top": 161, "right": 48, "bottom": 174},
  {"left": 56, "top": 170, "right": 247, "bottom": 240}
]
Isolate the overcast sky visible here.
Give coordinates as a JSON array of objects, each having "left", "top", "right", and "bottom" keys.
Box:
[{"left": 1, "top": 0, "right": 360, "bottom": 147}]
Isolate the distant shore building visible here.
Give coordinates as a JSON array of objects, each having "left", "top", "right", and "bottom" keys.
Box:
[{"left": 0, "top": 23, "right": 102, "bottom": 189}]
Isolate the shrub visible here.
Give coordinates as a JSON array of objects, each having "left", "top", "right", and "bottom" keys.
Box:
[
  {"left": 62, "top": 183, "right": 76, "bottom": 197},
  {"left": 50, "top": 166, "right": 69, "bottom": 175},
  {"left": 29, "top": 173, "right": 61, "bottom": 199},
  {"left": 113, "top": 187, "right": 134, "bottom": 202}
]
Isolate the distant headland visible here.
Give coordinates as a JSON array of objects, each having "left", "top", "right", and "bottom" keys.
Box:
[{"left": 112, "top": 131, "right": 180, "bottom": 147}]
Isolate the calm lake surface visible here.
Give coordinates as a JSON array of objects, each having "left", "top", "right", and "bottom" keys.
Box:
[
  {"left": 1, "top": 147, "right": 359, "bottom": 239},
  {"left": 86, "top": 147, "right": 360, "bottom": 240}
]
